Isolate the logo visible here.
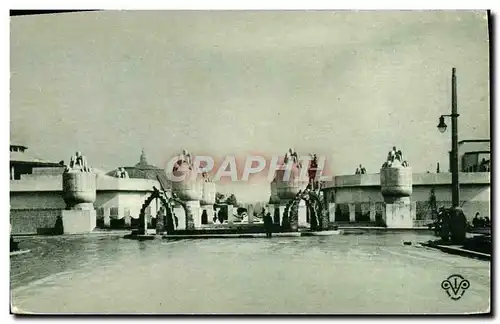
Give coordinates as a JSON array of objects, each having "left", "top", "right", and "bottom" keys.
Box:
[{"left": 441, "top": 274, "right": 470, "bottom": 300}]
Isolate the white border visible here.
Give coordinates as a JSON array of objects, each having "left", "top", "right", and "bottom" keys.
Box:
[{"left": 2, "top": 1, "right": 497, "bottom": 323}]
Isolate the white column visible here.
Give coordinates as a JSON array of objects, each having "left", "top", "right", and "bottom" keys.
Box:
[
  {"left": 185, "top": 200, "right": 201, "bottom": 229},
  {"left": 227, "top": 205, "right": 235, "bottom": 224},
  {"left": 369, "top": 202, "right": 376, "bottom": 222},
  {"left": 279, "top": 202, "right": 288, "bottom": 225},
  {"left": 348, "top": 203, "right": 356, "bottom": 223},
  {"left": 174, "top": 204, "right": 186, "bottom": 230},
  {"left": 248, "top": 204, "right": 254, "bottom": 224},
  {"left": 124, "top": 207, "right": 131, "bottom": 227},
  {"left": 328, "top": 202, "right": 336, "bottom": 223},
  {"left": 298, "top": 200, "right": 308, "bottom": 227},
  {"left": 103, "top": 207, "right": 111, "bottom": 227}
]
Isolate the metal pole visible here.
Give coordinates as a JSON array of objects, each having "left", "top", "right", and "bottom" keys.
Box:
[{"left": 451, "top": 68, "right": 460, "bottom": 207}]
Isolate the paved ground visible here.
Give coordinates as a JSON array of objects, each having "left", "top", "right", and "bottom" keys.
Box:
[{"left": 10, "top": 232, "right": 490, "bottom": 314}]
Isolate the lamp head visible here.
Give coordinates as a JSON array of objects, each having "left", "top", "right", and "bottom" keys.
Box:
[{"left": 437, "top": 116, "right": 447, "bottom": 133}]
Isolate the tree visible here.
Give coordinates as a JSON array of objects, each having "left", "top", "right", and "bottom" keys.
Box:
[{"left": 226, "top": 194, "right": 238, "bottom": 207}]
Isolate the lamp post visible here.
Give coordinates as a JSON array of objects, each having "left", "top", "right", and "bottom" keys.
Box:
[{"left": 437, "top": 67, "right": 460, "bottom": 208}]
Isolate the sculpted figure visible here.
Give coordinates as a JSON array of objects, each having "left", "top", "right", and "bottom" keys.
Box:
[
  {"left": 68, "top": 151, "right": 90, "bottom": 172},
  {"left": 387, "top": 146, "right": 397, "bottom": 163},
  {"left": 180, "top": 149, "right": 192, "bottom": 167},
  {"left": 119, "top": 167, "right": 129, "bottom": 178},
  {"left": 290, "top": 148, "right": 298, "bottom": 164},
  {"left": 395, "top": 150, "right": 403, "bottom": 162}
]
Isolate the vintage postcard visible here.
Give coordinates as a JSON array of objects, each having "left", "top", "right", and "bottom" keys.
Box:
[{"left": 9, "top": 9, "right": 491, "bottom": 315}]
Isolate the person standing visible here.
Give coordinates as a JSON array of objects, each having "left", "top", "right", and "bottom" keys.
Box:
[{"left": 264, "top": 212, "right": 273, "bottom": 238}]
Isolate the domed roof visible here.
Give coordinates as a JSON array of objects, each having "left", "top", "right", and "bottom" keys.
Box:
[{"left": 106, "top": 149, "right": 171, "bottom": 189}]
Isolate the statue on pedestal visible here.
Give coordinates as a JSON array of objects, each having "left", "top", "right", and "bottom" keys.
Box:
[
  {"left": 66, "top": 151, "right": 91, "bottom": 172},
  {"left": 174, "top": 149, "right": 193, "bottom": 171},
  {"left": 284, "top": 148, "right": 299, "bottom": 165},
  {"left": 382, "top": 146, "right": 409, "bottom": 168}
]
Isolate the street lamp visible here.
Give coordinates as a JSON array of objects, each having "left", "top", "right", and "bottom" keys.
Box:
[
  {"left": 437, "top": 116, "right": 447, "bottom": 133},
  {"left": 437, "top": 67, "right": 460, "bottom": 208}
]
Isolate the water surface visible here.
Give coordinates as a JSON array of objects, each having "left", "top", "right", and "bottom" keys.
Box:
[{"left": 10, "top": 232, "right": 490, "bottom": 314}]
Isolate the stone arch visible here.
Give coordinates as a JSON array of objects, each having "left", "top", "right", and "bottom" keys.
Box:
[
  {"left": 138, "top": 187, "right": 189, "bottom": 234},
  {"left": 283, "top": 190, "right": 327, "bottom": 231}
]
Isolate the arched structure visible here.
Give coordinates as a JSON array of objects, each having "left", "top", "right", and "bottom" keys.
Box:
[
  {"left": 137, "top": 186, "right": 189, "bottom": 235},
  {"left": 282, "top": 188, "right": 328, "bottom": 232}
]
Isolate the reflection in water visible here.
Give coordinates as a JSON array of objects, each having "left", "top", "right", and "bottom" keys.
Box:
[{"left": 10, "top": 232, "right": 490, "bottom": 314}]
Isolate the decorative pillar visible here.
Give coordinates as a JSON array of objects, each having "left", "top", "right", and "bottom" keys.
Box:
[
  {"left": 369, "top": 202, "right": 376, "bottom": 222},
  {"left": 103, "top": 208, "right": 111, "bottom": 228},
  {"left": 348, "top": 203, "right": 356, "bottom": 223},
  {"left": 328, "top": 202, "right": 336, "bottom": 223},
  {"left": 185, "top": 200, "right": 201, "bottom": 230},
  {"left": 124, "top": 207, "right": 131, "bottom": 227},
  {"left": 248, "top": 204, "right": 254, "bottom": 224},
  {"left": 411, "top": 201, "right": 417, "bottom": 224},
  {"left": 227, "top": 204, "right": 235, "bottom": 224},
  {"left": 298, "top": 200, "right": 308, "bottom": 228},
  {"left": 174, "top": 204, "right": 186, "bottom": 230}
]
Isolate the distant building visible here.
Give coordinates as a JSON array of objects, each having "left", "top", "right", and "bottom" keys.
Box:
[
  {"left": 9, "top": 144, "right": 62, "bottom": 180},
  {"left": 107, "top": 149, "right": 170, "bottom": 189},
  {"left": 449, "top": 139, "right": 490, "bottom": 172}
]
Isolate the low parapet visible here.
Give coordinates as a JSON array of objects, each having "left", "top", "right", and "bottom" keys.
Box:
[
  {"left": 10, "top": 176, "right": 160, "bottom": 193},
  {"left": 327, "top": 172, "right": 490, "bottom": 189}
]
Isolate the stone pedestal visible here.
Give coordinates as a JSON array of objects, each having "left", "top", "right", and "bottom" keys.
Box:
[
  {"left": 62, "top": 209, "right": 96, "bottom": 234},
  {"left": 298, "top": 200, "right": 308, "bottom": 228},
  {"left": 61, "top": 170, "right": 97, "bottom": 234},
  {"left": 328, "top": 202, "right": 336, "bottom": 223},
  {"left": 369, "top": 202, "right": 376, "bottom": 222},
  {"left": 383, "top": 197, "right": 413, "bottom": 228},
  {"left": 185, "top": 200, "right": 200, "bottom": 230},
  {"left": 348, "top": 203, "right": 356, "bottom": 222}
]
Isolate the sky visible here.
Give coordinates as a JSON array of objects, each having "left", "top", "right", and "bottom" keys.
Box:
[{"left": 10, "top": 10, "right": 490, "bottom": 202}]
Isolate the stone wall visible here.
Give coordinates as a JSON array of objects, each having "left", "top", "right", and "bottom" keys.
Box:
[
  {"left": 10, "top": 209, "right": 60, "bottom": 234},
  {"left": 10, "top": 176, "right": 161, "bottom": 234},
  {"left": 327, "top": 172, "right": 490, "bottom": 224}
]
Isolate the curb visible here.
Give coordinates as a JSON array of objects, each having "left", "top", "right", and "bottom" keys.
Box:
[
  {"left": 123, "top": 230, "right": 345, "bottom": 240},
  {"left": 420, "top": 242, "right": 491, "bottom": 261}
]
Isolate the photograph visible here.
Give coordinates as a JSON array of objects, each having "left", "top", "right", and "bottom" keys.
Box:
[{"left": 9, "top": 9, "right": 491, "bottom": 314}]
